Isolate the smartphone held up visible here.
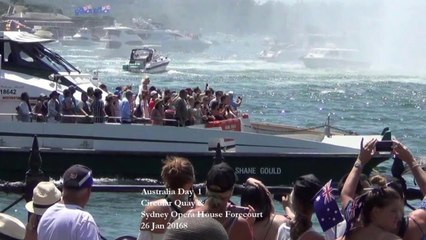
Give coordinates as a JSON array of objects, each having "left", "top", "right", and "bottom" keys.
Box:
[{"left": 375, "top": 140, "right": 393, "bottom": 152}]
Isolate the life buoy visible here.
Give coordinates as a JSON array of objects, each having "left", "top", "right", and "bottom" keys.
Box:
[{"left": 206, "top": 118, "right": 241, "bottom": 131}]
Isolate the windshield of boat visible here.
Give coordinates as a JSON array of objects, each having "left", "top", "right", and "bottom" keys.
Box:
[
  {"left": 131, "top": 49, "right": 152, "bottom": 61},
  {"left": 2, "top": 40, "right": 80, "bottom": 75}
]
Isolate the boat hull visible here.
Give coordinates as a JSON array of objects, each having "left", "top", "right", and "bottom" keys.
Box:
[
  {"left": 0, "top": 147, "right": 386, "bottom": 185},
  {"left": 303, "top": 57, "right": 370, "bottom": 69},
  {"left": 123, "top": 61, "right": 169, "bottom": 74},
  {"left": 259, "top": 49, "right": 307, "bottom": 62},
  {"left": 0, "top": 121, "right": 388, "bottom": 185},
  {"left": 61, "top": 39, "right": 100, "bottom": 46}
]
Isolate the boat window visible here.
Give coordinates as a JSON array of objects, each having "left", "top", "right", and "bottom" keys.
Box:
[
  {"left": 125, "top": 40, "right": 144, "bottom": 46},
  {"left": 314, "top": 49, "right": 321, "bottom": 54},
  {"left": 327, "top": 51, "right": 339, "bottom": 57},
  {"left": 4, "top": 41, "right": 79, "bottom": 74},
  {"left": 125, "top": 30, "right": 137, "bottom": 35},
  {"left": 3, "top": 42, "right": 12, "bottom": 64},
  {"left": 18, "top": 50, "right": 34, "bottom": 63},
  {"left": 35, "top": 44, "right": 80, "bottom": 72},
  {"left": 132, "top": 49, "right": 150, "bottom": 60},
  {"left": 107, "top": 30, "right": 121, "bottom": 37}
]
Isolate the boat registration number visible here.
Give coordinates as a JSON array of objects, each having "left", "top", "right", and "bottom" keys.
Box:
[
  {"left": 235, "top": 167, "right": 282, "bottom": 175},
  {"left": 0, "top": 89, "right": 17, "bottom": 95}
]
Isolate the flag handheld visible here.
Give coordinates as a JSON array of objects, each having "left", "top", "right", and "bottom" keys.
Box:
[
  {"left": 343, "top": 192, "right": 367, "bottom": 234},
  {"left": 313, "top": 180, "right": 344, "bottom": 232}
]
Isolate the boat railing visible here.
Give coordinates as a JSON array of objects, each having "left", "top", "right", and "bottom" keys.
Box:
[{"left": 0, "top": 112, "right": 178, "bottom": 125}]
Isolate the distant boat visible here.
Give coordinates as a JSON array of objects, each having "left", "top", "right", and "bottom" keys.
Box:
[
  {"left": 122, "top": 48, "right": 170, "bottom": 74},
  {"left": 100, "top": 26, "right": 144, "bottom": 57},
  {"left": 132, "top": 18, "right": 211, "bottom": 52},
  {"left": 61, "top": 28, "right": 100, "bottom": 46},
  {"left": 259, "top": 44, "right": 307, "bottom": 62},
  {"left": 302, "top": 48, "right": 370, "bottom": 69}
]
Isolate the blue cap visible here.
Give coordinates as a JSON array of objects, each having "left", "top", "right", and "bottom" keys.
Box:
[{"left": 63, "top": 164, "right": 93, "bottom": 189}]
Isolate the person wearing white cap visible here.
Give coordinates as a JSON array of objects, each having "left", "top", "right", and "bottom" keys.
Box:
[
  {"left": 24, "top": 181, "right": 61, "bottom": 240},
  {"left": 0, "top": 213, "right": 26, "bottom": 240}
]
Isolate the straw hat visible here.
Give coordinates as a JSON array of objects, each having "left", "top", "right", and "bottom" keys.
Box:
[
  {"left": 0, "top": 213, "right": 26, "bottom": 240},
  {"left": 25, "top": 181, "right": 61, "bottom": 215}
]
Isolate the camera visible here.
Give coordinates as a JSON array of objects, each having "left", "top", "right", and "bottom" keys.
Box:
[{"left": 376, "top": 141, "right": 393, "bottom": 152}]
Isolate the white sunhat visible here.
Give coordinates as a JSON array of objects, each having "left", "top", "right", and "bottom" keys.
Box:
[
  {"left": 25, "top": 181, "right": 61, "bottom": 216},
  {"left": 150, "top": 90, "right": 158, "bottom": 97},
  {"left": 0, "top": 213, "right": 26, "bottom": 240}
]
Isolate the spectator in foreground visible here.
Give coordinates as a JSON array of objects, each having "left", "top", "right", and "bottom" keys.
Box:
[
  {"left": 277, "top": 174, "right": 324, "bottom": 240},
  {"left": 187, "top": 162, "right": 254, "bottom": 240},
  {"left": 137, "top": 156, "right": 201, "bottom": 240},
  {"left": 37, "top": 164, "right": 101, "bottom": 240},
  {"left": 340, "top": 139, "right": 403, "bottom": 240},
  {"left": 24, "top": 181, "right": 61, "bottom": 240},
  {"left": 240, "top": 178, "right": 290, "bottom": 240},
  {"left": 0, "top": 213, "right": 26, "bottom": 240},
  {"left": 163, "top": 216, "right": 228, "bottom": 240},
  {"left": 390, "top": 141, "right": 426, "bottom": 240}
]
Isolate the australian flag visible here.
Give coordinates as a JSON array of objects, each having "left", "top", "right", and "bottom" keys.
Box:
[
  {"left": 313, "top": 180, "right": 344, "bottom": 232},
  {"left": 343, "top": 192, "right": 367, "bottom": 234}
]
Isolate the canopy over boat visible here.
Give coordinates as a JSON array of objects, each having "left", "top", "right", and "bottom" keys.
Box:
[{"left": 1, "top": 31, "right": 54, "bottom": 43}]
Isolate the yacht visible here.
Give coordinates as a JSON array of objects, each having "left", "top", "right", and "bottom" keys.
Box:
[
  {"left": 133, "top": 18, "right": 211, "bottom": 52},
  {"left": 302, "top": 48, "right": 370, "bottom": 69},
  {"left": 61, "top": 28, "right": 100, "bottom": 46},
  {"left": 0, "top": 31, "right": 101, "bottom": 118},
  {"left": 259, "top": 44, "right": 307, "bottom": 62},
  {"left": 100, "top": 26, "right": 144, "bottom": 57}
]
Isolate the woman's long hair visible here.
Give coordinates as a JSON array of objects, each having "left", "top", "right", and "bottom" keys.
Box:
[
  {"left": 289, "top": 191, "right": 314, "bottom": 240},
  {"left": 289, "top": 174, "right": 322, "bottom": 240},
  {"left": 362, "top": 186, "right": 401, "bottom": 225},
  {"left": 240, "top": 184, "right": 273, "bottom": 222}
]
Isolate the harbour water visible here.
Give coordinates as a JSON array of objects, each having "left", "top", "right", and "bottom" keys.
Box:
[{"left": 1, "top": 35, "right": 426, "bottom": 238}]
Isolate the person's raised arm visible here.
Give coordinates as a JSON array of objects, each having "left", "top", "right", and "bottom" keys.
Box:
[
  {"left": 341, "top": 138, "right": 377, "bottom": 208},
  {"left": 393, "top": 141, "right": 426, "bottom": 196}
]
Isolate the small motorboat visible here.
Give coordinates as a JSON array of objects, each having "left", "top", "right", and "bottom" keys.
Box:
[
  {"left": 259, "top": 44, "right": 308, "bottom": 62},
  {"left": 122, "top": 48, "right": 170, "bottom": 74},
  {"left": 302, "top": 48, "right": 370, "bottom": 69}
]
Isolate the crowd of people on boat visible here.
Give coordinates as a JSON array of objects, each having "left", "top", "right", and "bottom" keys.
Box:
[
  {"left": 15, "top": 76, "right": 243, "bottom": 127},
  {"left": 1, "top": 139, "right": 426, "bottom": 240}
]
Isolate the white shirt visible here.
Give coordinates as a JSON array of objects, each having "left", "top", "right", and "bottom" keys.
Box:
[
  {"left": 324, "top": 220, "right": 346, "bottom": 240},
  {"left": 137, "top": 231, "right": 164, "bottom": 240},
  {"left": 18, "top": 101, "right": 31, "bottom": 122},
  {"left": 277, "top": 223, "right": 291, "bottom": 240},
  {"left": 276, "top": 223, "right": 316, "bottom": 240},
  {"left": 37, "top": 203, "right": 100, "bottom": 240}
]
